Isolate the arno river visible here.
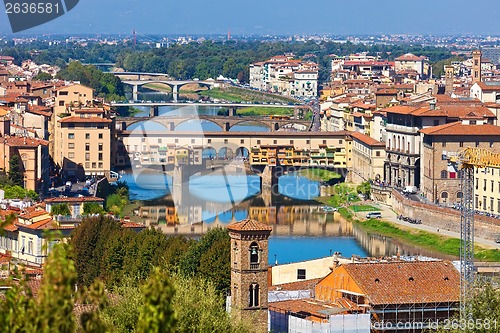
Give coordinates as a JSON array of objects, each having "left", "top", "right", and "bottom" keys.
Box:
[{"left": 121, "top": 92, "right": 455, "bottom": 264}]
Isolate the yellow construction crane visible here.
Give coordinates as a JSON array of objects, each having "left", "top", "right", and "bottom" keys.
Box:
[{"left": 456, "top": 147, "right": 500, "bottom": 319}]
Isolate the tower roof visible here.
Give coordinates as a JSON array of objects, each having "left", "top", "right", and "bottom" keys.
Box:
[{"left": 227, "top": 219, "right": 272, "bottom": 232}]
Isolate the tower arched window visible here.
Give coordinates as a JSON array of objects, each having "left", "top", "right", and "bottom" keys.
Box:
[
  {"left": 250, "top": 242, "right": 259, "bottom": 263},
  {"left": 249, "top": 284, "right": 259, "bottom": 307}
]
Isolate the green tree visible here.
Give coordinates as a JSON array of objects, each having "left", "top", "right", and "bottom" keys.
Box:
[
  {"left": 70, "top": 215, "right": 123, "bottom": 286},
  {"left": 29, "top": 241, "right": 77, "bottom": 333},
  {"left": 83, "top": 202, "right": 105, "bottom": 215},
  {"left": 50, "top": 203, "right": 71, "bottom": 216},
  {"left": 356, "top": 181, "right": 371, "bottom": 196},
  {"left": 136, "top": 267, "right": 176, "bottom": 333},
  {"left": 179, "top": 227, "right": 231, "bottom": 293},
  {"left": 8, "top": 155, "right": 23, "bottom": 187},
  {"left": 33, "top": 72, "right": 53, "bottom": 81}
]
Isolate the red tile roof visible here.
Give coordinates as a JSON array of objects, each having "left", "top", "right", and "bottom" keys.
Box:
[
  {"left": 59, "top": 116, "right": 112, "bottom": 123},
  {"left": 73, "top": 108, "right": 105, "bottom": 114},
  {"left": 419, "top": 122, "right": 500, "bottom": 136},
  {"left": 476, "top": 82, "right": 500, "bottom": 92},
  {"left": 350, "top": 132, "right": 386, "bottom": 147},
  {"left": 341, "top": 261, "right": 460, "bottom": 305},
  {"left": 44, "top": 197, "right": 104, "bottom": 204},
  {"left": 3, "top": 136, "right": 48, "bottom": 147},
  {"left": 227, "top": 219, "right": 272, "bottom": 232},
  {"left": 395, "top": 53, "right": 426, "bottom": 61},
  {"left": 19, "top": 209, "right": 50, "bottom": 220}
]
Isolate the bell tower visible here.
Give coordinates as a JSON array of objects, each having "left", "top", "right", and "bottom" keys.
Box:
[
  {"left": 472, "top": 49, "right": 482, "bottom": 84},
  {"left": 444, "top": 65, "right": 454, "bottom": 95},
  {"left": 227, "top": 219, "right": 272, "bottom": 332}
]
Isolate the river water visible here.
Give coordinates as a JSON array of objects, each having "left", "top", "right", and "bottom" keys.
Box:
[{"left": 121, "top": 95, "right": 455, "bottom": 264}]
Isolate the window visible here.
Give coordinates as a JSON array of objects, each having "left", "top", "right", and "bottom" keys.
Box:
[
  {"left": 483, "top": 196, "right": 487, "bottom": 209},
  {"left": 441, "top": 192, "right": 448, "bottom": 199},
  {"left": 273, "top": 140, "right": 277, "bottom": 144},
  {"left": 85, "top": 133, "right": 90, "bottom": 139},
  {"left": 476, "top": 178, "right": 478, "bottom": 190},
  {"left": 99, "top": 133, "right": 103, "bottom": 139},
  {"left": 442, "top": 142, "right": 446, "bottom": 147},
  {"left": 92, "top": 162, "right": 96, "bottom": 168},
  {"left": 306, "top": 140, "right": 310, "bottom": 144},
  {"left": 249, "top": 284, "right": 259, "bottom": 307},
  {"left": 98, "top": 144, "right": 103, "bottom": 151},
  {"left": 59, "top": 91, "right": 68, "bottom": 96},
  {"left": 191, "top": 139, "right": 195, "bottom": 144},
  {"left": 58, "top": 101, "right": 64, "bottom": 106},
  {"left": 68, "top": 152, "right": 74, "bottom": 159},
  {"left": 85, "top": 153, "right": 90, "bottom": 161},
  {"left": 98, "top": 162, "right": 103, "bottom": 168},
  {"left": 68, "top": 133, "right": 74, "bottom": 139},
  {"left": 241, "top": 139, "right": 245, "bottom": 144},
  {"left": 175, "top": 139, "right": 178, "bottom": 143},
  {"left": 339, "top": 140, "right": 343, "bottom": 144},
  {"left": 297, "top": 269, "right": 306, "bottom": 280},
  {"left": 158, "top": 138, "right": 162, "bottom": 144},
  {"left": 492, "top": 180, "right": 495, "bottom": 192},
  {"left": 207, "top": 139, "right": 211, "bottom": 144},
  {"left": 85, "top": 162, "right": 90, "bottom": 168},
  {"left": 257, "top": 140, "right": 261, "bottom": 144},
  {"left": 498, "top": 199, "right": 500, "bottom": 213},
  {"left": 457, "top": 192, "right": 463, "bottom": 199},
  {"left": 323, "top": 140, "right": 327, "bottom": 144},
  {"left": 376, "top": 151, "right": 381, "bottom": 157},
  {"left": 484, "top": 179, "right": 487, "bottom": 191},
  {"left": 475, "top": 195, "right": 479, "bottom": 208},
  {"left": 85, "top": 143, "right": 90, "bottom": 151},
  {"left": 459, "top": 142, "right": 464, "bottom": 148},
  {"left": 28, "top": 239, "right": 33, "bottom": 255},
  {"left": 98, "top": 153, "right": 103, "bottom": 161},
  {"left": 476, "top": 142, "right": 480, "bottom": 147},
  {"left": 290, "top": 140, "right": 294, "bottom": 144},
  {"left": 491, "top": 198, "right": 494, "bottom": 211},
  {"left": 68, "top": 143, "right": 74, "bottom": 149},
  {"left": 440, "top": 170, "right": 447, "bottom": 179},
  {"left": 249, "top": 242, "right": 259, "bottom": 269}
]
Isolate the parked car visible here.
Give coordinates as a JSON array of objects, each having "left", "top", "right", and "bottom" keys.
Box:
[
  {"left": 323, "top": 206, "right": 338, "bottom": 213},
  {"left": 366, "top": 212, "right": 382, "bottom": 219}
]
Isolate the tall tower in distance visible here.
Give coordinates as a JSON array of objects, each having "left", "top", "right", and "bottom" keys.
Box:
[
  {"left": 472, "top": 49, "right": 482, "bottom": 84},
  {"left": 445, "top": 65, "right": 454, "bottom": 94},
  {"left": 227, "top": 219, "right": 272, "bottom": 332}
]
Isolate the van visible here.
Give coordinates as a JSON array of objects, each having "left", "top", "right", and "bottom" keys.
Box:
[
  {"left": 366, "top": 212, "right": 382, "bottom": 219},
  {"left": 403, "top": 186, "right": 418, "bottom": 194}
]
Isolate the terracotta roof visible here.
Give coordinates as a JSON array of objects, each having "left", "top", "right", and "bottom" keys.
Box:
[
  {"left": 19, "top": 209, "right": 50, "bottom": 220},
  {"left": 3, "top": 136, "right": 48, "bottom": 147},
  {"left": 341, "top": 261, "right": 460, "bottom": 305},
  {"left": 383, "top": 104, "right": 495, "bottom": 119},
  {"left": 476, "top": 82, "right": 500, "bottom": 91},
  {"left": 121, "top": 221, "right": 146, "bottom": 229},
  {"left": 59, "top": 116, "right": 112, "bottom": 124},
  {"left": 27, "top": 105, "right": 52, "bottom": 117},
  {"left": 419, "top": 122, "right": 500, "bottom": 136},
  {"left": 382, "top": 105, "right": 420, "bottom": 115},
  {"left": 17, "top": 217, "right": 55, "bottom": 230},
  {"left": 44, "top": 197, "right": 105, "bottom": 203},
  {"left": 4, "top": 223, "right": 18, "bottom": 232},
  {"left": 350, "top": 132, "right": 386, "bottom": 147},
  {"left": 227, "top": 219, "right": 272, "bottom": 232},
  {"left": 395, "top": 53, "right": 426, "bottom": 61}
]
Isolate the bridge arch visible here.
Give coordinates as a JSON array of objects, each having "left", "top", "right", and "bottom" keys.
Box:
[
  {"left": 228, "top": 119, "right": 272, "bottom": 131},
  {"left": 235, "top": 147, "right": 249, "bottom": 158},
  {"left": 125, "top": 119, "right": 170, "bottom": 132},
  {"left": 218, "top": 147, "right": 234, "bottom": 160},
  {"left": 174, "top": 118, "right": 223, "bottom": 132},
  {"left": 202, "top": 147, "right": 217, "bottom": 159}
]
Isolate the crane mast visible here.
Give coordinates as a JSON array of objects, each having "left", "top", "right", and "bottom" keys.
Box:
[{"left": 458, "top": 147, "right": 500, "bottom": 319}]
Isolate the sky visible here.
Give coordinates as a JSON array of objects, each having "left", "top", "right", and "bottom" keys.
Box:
[{"left": 0, "top": 0, "right": 499, "bottom": 36}]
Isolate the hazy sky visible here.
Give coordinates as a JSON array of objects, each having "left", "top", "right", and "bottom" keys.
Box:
[{"left": 0, "top": 0, "right": 499, "bottom": 35}]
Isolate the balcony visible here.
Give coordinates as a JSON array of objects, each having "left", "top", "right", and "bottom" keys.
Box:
[
  {"left": 386, "top": 123, "right": 419, "bottom": 134},
  {"left": 250, "top": 263, "right": 260, "bottom": 270}
]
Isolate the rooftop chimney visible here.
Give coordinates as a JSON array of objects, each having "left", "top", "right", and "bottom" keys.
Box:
[{"left": 429, "top": 100, "right": 436, "bottom": 110}]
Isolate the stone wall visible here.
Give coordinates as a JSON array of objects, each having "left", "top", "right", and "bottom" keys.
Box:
[{"left": 391, "top": 190, "right": 500, "bottom": 241}]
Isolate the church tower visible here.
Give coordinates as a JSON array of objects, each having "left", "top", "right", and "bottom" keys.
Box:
[
  {"left": 472, "top": 50, "right": 482, "bottom": 84},
  {"left": 227, "top": 219, "right": 272, "bottom": 332},
  {"left": 444, "top": 65, "right": 454, "bottom": 94}
]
